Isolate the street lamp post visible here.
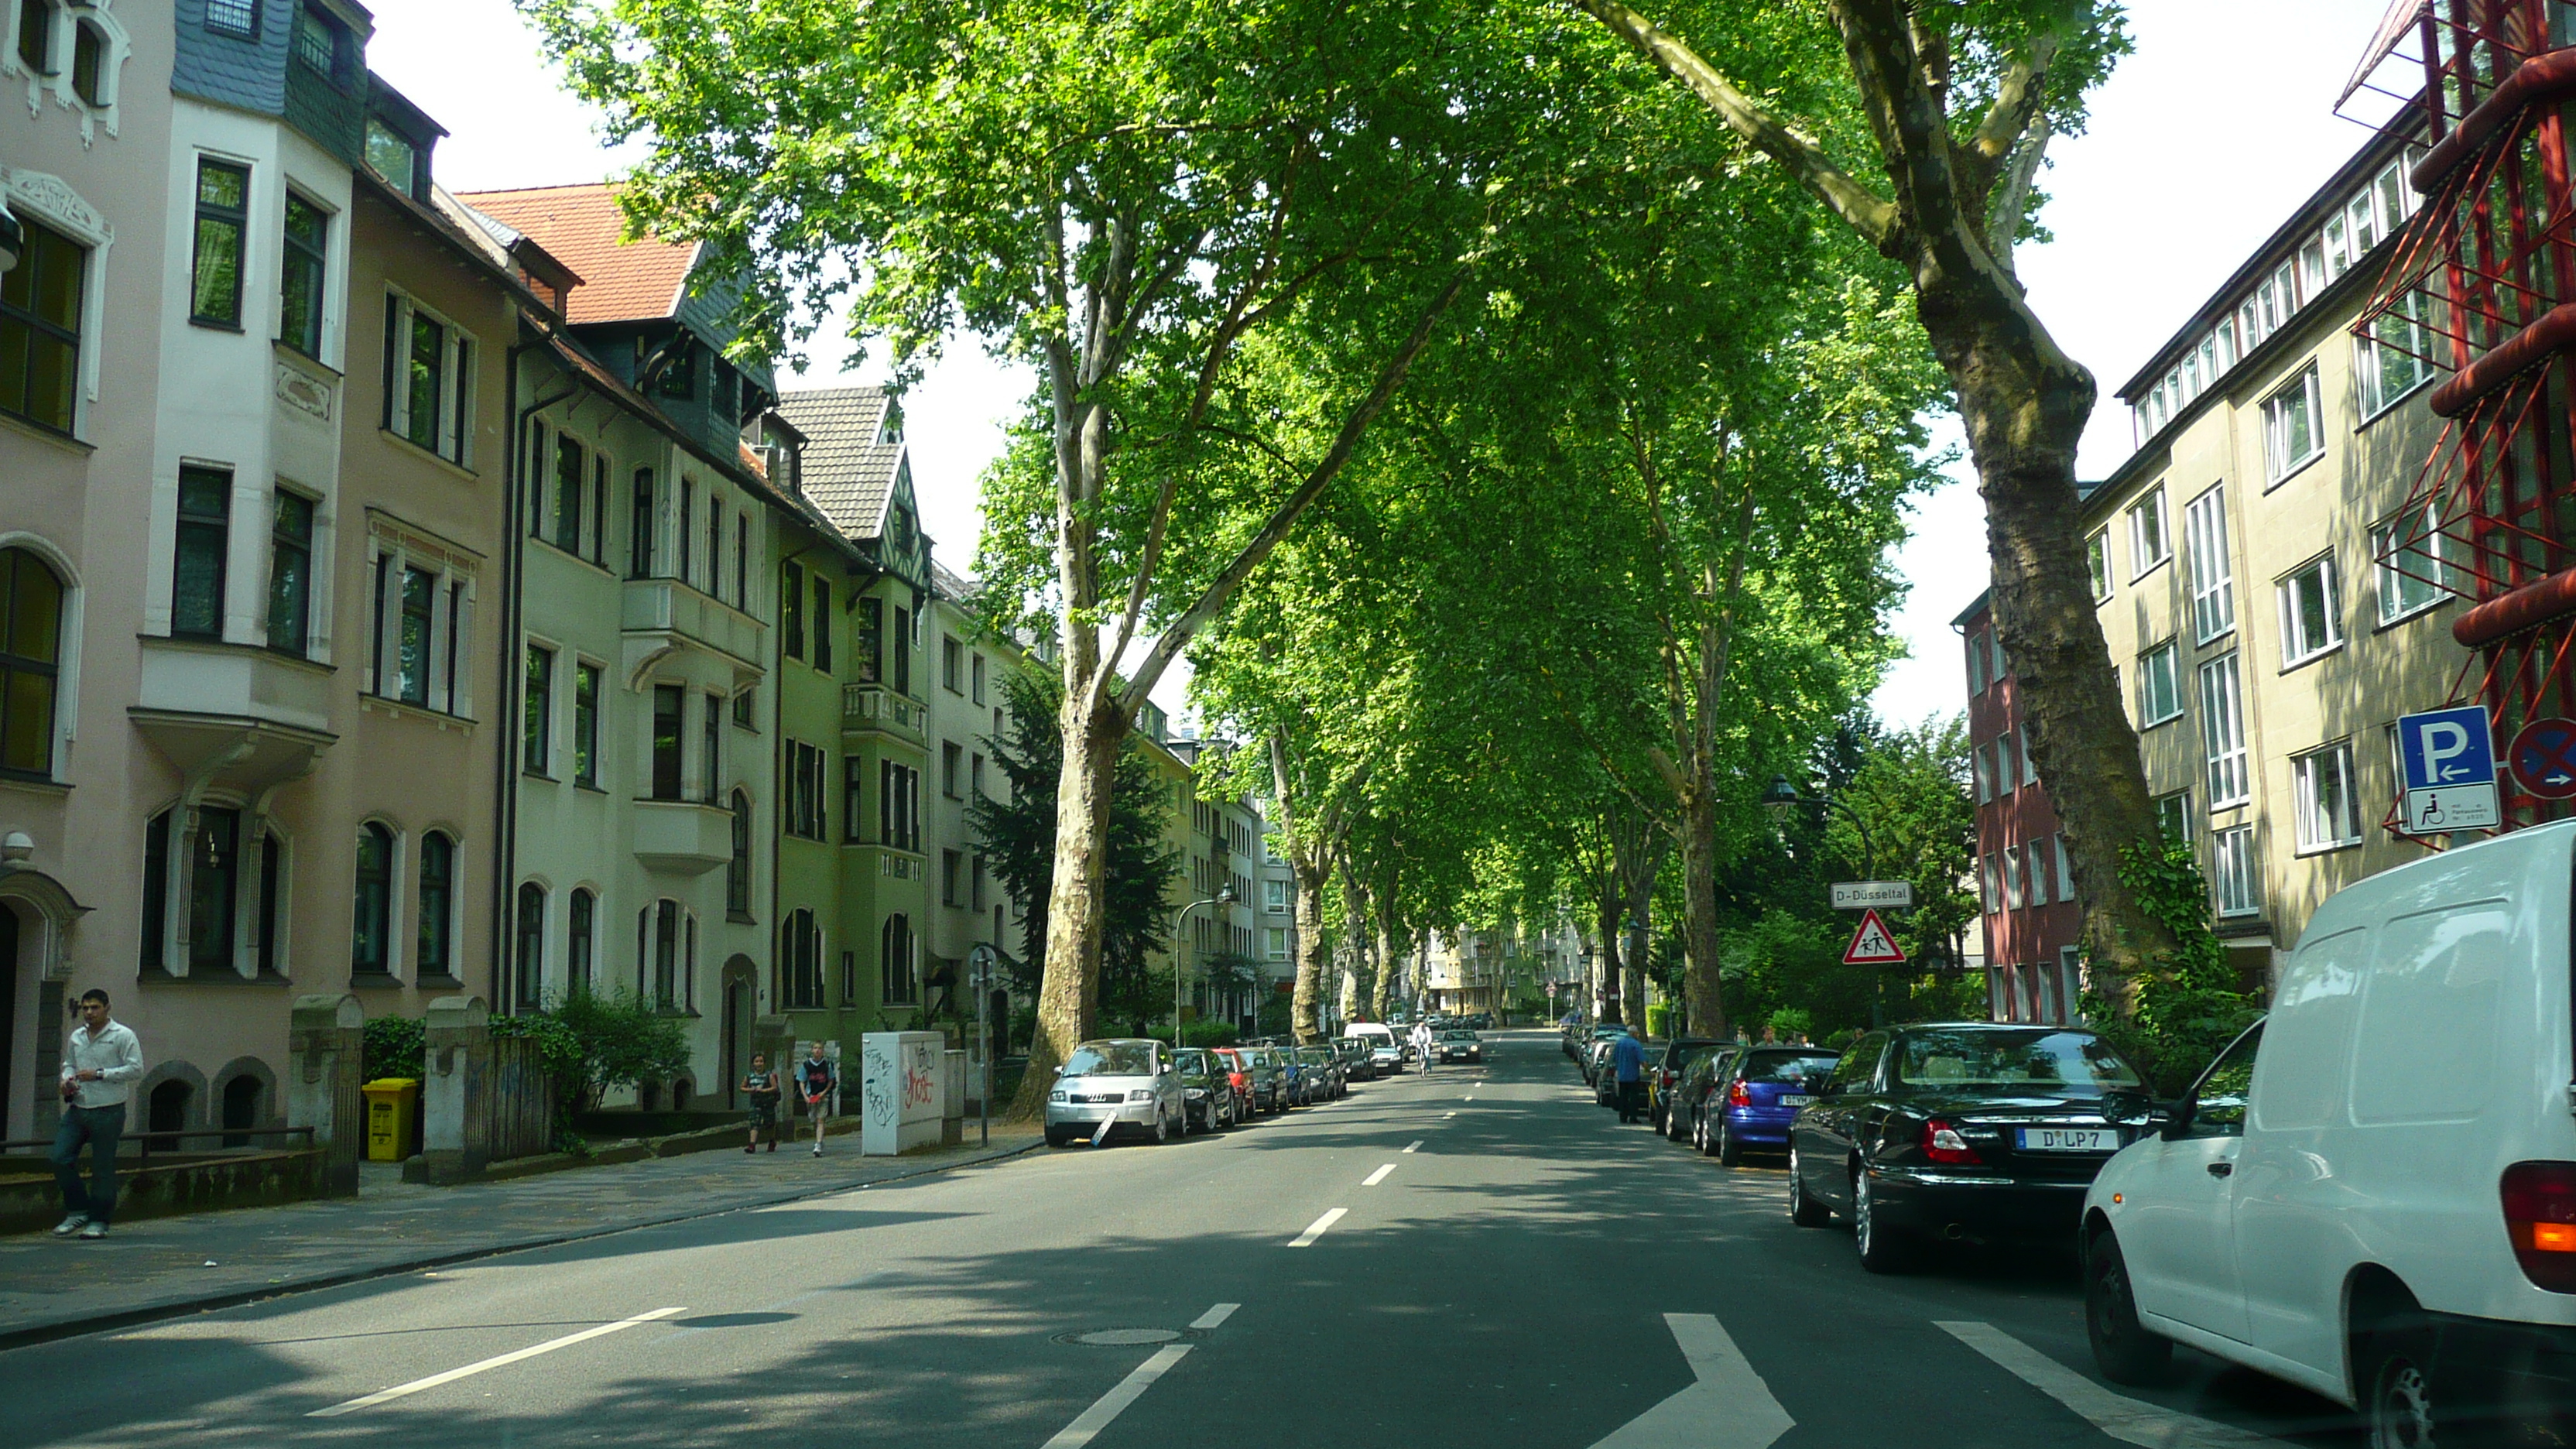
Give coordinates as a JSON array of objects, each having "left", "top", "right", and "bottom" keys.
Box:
[
  {"left": 1173, "top": 886, "right": 1235, "bottom": 1047},
  {"left": 1764, "top": 774, "right": 1894, "bottom": 1028},
  {"left": 965, "top": 943, "right": 998, "bottom": 1146}
]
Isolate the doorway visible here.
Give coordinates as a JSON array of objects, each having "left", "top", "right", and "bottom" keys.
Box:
[{"left": 723, "top": 978, "right": 750, "bottom": 1108}]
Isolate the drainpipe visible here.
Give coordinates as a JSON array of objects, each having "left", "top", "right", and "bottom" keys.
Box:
[{"left": 495, "top": 341, "right": 577, "bottom": 1014}]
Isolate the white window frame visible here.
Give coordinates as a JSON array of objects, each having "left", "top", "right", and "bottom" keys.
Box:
[
  {"left": 1967, "top": 630, "right": 1988, "bottom": 695},
  {"left": 2357, "top": 292, "right": 2437, "bottom": 420},
  {"left": 2184, "top": 484, "right": 2235, "bottom": 643},
  {"left": 1972, "top": 742, "right": 1990, "bottom": 803},
  {"left": 2198, "top": 653, "right": 2250, "bottom": 809},
  {"left": 2371, "top": 509, "right": 2456, "bottom": 625},
  {"left": 2127, "top": 487, "right": 2171, "bottom": 577},
  {"left": 1262, "top": 878, "right": 1290, "bottom": 912},
  {"left": 1265, "top": 926, "right": 1290, "bottom": 961},
  {"left": 2054, "top": 834, "right": 2072, "bottom": 899},
  {"left": 365, "top": 512, "right": 478, "bottom": 718},
  {"left": 2019, "top": 724, "right": 2038, "bottom": 787},
  {"left": 2002, "top": 851, "right": 2023, "bottom": 910},
  {"left": 382, "top": 289, "right": 478, "bottom": 469},
  {"left": 2137, "top": 641, "right": 2183, "bottom": 727},
  {"left": 2025, "top": 838, "right": 2050, "bottom": 906},
  {"left": 2292, "top": 742, "right": 2362, "bottom": 854},
  {"left": 2277, "top": 553, "right": 2344, "bottom": 667},
  {"left": 2212, "top": 824, "right": 2261, "bottom": 918},
  {"left": 2086, "top": 529, "right": 2112, "bottom": 602},
  {"left": 2263, "top": 365, "right": 2324, "bottom": 484}
]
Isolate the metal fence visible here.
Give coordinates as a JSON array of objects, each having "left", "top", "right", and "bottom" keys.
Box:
[{"left": 484, "top": 1036, "right": 559, "bottom": 1162}]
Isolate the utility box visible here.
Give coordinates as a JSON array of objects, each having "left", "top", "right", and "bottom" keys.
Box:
[
  {"left": 859, "top": 1033, "right": 944, "bottom": 1156},
  {"left": 361, "top": 1078, "right": 419, "bottom": 1162}
]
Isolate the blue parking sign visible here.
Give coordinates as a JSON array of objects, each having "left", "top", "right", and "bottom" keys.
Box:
[{"left": 2396, "top": 705, "right": 2497, "bottom": 791}]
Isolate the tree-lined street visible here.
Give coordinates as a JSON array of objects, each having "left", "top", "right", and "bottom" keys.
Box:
[{"left": 2, "top": 1034, "right": 2358, "bottom": 1447}]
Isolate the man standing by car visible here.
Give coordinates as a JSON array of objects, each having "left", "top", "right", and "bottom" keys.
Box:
[
  {"left": 1611, "top": 1024, "right": 1647, "bottom": 1125},
  {"left": 53, "top": 989, "right": 143, "bottom": 1239}
]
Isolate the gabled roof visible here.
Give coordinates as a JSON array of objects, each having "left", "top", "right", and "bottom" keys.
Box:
[
  {"left": 775, "top": 385, "right": 906, "bottom": 539},
  {"left": 455, "top": 183, "right": 697, "bottom": 327},
  {"left": 931, "top": 561, "right": 976, "bottom": 602}
]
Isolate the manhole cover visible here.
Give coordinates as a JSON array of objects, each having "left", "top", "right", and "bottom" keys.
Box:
[{"left": 1057, "top": 1328, "right": 1185, "bottom": 1347}]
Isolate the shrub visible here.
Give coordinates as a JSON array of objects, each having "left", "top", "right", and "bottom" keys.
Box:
[
  {"left": 550, "top": 988, "right": 694, "bottom": 1115},
  {"left": 362, "top": 1016, "right": 425, "bottom": 1082}
]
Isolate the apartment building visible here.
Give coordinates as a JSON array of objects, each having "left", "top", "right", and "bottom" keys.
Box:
[
  {"left": 1957, "top": 589, "right": 2083, "bottom": 1024},
  {"left": 2077, "top": 121, "right": 2460, "bottom": 982}
]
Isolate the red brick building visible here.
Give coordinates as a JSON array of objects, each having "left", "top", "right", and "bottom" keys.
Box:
[{"left": 1956, "top": 590, "right": 2084, "bottom": 1024}]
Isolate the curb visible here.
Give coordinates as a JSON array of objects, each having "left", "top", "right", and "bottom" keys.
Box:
[{"left": 0, "top": 1136, "right": 1044, "bottom": 1355}]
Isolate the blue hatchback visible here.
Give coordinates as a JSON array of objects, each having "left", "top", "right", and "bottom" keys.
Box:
[{"left": 1709, "top": 1046, "right": 1841, "bottom": 1165}]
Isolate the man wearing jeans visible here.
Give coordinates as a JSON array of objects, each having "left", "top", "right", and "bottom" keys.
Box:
[{"left": 53, "top": 989, "right": 143, "bottom": 1240}]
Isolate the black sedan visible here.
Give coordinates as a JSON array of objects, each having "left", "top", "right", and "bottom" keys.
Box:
[{"left": 1786, "top": 1023, "right": 2150, "bottom": 1273}]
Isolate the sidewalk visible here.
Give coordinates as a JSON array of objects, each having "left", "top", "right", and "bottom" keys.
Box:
[{"left": 0, "top": 1125, "right": 1044, "bottom": 1350}]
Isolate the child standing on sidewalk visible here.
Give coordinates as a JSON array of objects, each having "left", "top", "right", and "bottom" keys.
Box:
[
  {"left": 742, "top": 1054, "right": 780, "bottom": 1153},
  {"left": 797, "top": 1042, "right": 838, "bottom": 1156}
]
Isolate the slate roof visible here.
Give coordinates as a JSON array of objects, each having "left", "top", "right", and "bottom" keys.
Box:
[
  {"left": 931, "top": 561, "right": 977, "bottom": 602},
  {"left": 775, "top": 385, "right": 906, "bottom": 540},
  {"left": 454, "top": 183, "right": 697, "bottom": 326}
]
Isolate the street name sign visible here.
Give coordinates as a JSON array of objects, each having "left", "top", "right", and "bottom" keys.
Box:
[
  {"left": 1831, "top": 881, "right": 1914, "bottom": 911},
  {"left": 2396, "top": 704, "right": 2502, "bottom": 834},
  {"left": 1841, "top": 908, "right": 1906, "bottom": 967}
]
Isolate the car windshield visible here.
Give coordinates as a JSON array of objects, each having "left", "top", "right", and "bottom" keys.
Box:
[
  {"left": 1062, "top": 1043, "right": 1156, "bottom": 1077},
  {"left": 1891, "top": 1029, "right": 2142, "bottom": 1094},
  {"left": 1742, "top": 1050, "right": 1839, "bottom": 1084},
  {"left": 1442, "top": 1030, "right": 1476, "bottom": 1041}
]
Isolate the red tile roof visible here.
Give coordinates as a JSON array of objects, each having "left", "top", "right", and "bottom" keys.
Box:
[{"left": 455, "top": 183, "right": 697, "bottom": 326}]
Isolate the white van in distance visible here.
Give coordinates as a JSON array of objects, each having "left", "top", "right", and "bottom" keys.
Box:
[
  {"left": 1345, "top": 1023, "right": 1402, "bottom": 1075},
  {"left": 2081, "top": 818, "right": 2576, "bottom": 1443}
]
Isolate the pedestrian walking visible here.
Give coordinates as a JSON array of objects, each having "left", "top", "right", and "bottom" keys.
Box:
[
  {"left": 53, "top": 988, "right": 143, "bottom": 1240},
  {"left": 742, "top": 1053, "right": 781, "bottom": 1153},
  {"left": 797, "top": 1041, "right": 838, "bottom": 1156},
  {"left": 1611, "top": 1023, "right": 1648, "bottom": 1125}
]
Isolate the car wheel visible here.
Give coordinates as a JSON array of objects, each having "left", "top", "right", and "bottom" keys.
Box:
[
  {"left": 1046, "top": 1127, "right": 1071, "bottom": 1148},
  {"left": 1149, "top": 1108, "right": 1170, "bottom": 1145},
  {"left": 2084, "top": 1231, "right": 2172, "bottom": 1386},
  {"left": 1788, "top": 1146, "right": 1831, "bottom": 1227},
  {"left": 1694, "top": 1105, "right": 1715, "bottom": 1156},
  {"left": 2358, "top": 1314, "right": 2445, "bottom": 1449},
  {"left": 1716, "top": 1115, "right": 1742, "bottom": 1167},
  {"left": 1853, "top": 1167, "right": 1913, "bottom": 1274}
]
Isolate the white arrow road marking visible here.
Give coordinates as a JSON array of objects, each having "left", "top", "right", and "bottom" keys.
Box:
[
  {"left": 1588, "top": 1313, "right": 1793, "bottom": 1449},
  {"left": 1040, "top": 1343, "right": 1193, "bottom": 1448},
  {"left": 1936, "top": 1322, "right": 2293, "bottom": 1448},
  {"left": 308, "top": 1307, "right": 686, "bottom": 1416},
  {"left": 1288, "top": 1208, "right": 1348, "bottom": 1246},
  {"left": 1364, "top": 1164, "right": 1396, "bottom": 1186}
]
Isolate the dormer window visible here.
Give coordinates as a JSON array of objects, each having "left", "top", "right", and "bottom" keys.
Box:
[
  {"left": 365, "top": 119, "right": 420, "bottom": 197},
  {"left": 206, "top": 0, "right": 259, "bottom": 37},
  {"left": 293, "top": 4, "right": 342, "bottom": 80}
]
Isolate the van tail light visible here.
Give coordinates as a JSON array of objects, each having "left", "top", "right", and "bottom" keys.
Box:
[
  {"left": 1921, "top": 1118, "right": 1982, "bottom": 1165},
  {"left": 2502, "top": 1161, "right": 2576, "bottom": 1292},
  {"left": 1728, "top": 1081, "right": 1752, "bottom": 1108}
]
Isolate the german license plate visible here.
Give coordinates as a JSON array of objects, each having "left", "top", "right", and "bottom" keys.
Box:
[
  {"left": 2017, "top": 1126, "right": 2115, "bottom": 1152},
  {"left": 1778, "top": 1094, "right": 1814, "bottom": 1108}
]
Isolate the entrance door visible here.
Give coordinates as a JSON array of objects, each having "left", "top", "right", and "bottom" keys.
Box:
[{"left": 723, "top": 979, "right": 750, "bottom": 1108}]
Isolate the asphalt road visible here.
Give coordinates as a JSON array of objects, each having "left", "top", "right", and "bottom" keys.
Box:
[{"left": 0, "top": 1030, "right": 2365, "bottom": 1447}]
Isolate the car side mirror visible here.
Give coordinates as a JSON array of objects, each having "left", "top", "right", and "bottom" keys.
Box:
[{"left": 2157, "top": 1096, "right": 2197, "bottom": 1142}]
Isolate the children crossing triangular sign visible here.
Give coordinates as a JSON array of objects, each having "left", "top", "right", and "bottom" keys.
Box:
[{"left": 1842, "top": 907, "right": 1906, "bottom": 967}]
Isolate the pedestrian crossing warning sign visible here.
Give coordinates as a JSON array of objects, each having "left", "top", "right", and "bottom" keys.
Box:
[{"left": 1841, "top": 907, "right": 1906, "bottom": 967}]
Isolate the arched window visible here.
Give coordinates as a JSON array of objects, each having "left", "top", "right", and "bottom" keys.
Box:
[
  {"left": 567, "top": 887, "right": 595, "bottom": 995},
  {"left": 0, "top": 547, "right": 65, "bottom": 781},
  {"left": 726, "top": 790, "right": 752, "bottom": 917},
  {"left": 514, "top": 882, "right": 546, "bottom": 1011},
  {"left": 148, "top": 1078, "right": 191, "bottom": 1142},
  {"left": 69, "top": 18, "right": 101, "bottom": 104},
  {"left": 881, "top": 913, "right": 916, "bottom": 1005},
  {"left": 416, "top": 831, "right": 454, "bottom": 977},
  {"left": 220, "top": 1073, "right": 262, "bottom": 1147},
  {"left": 352, "top": 823, "right": 392, "bottom": 976}
]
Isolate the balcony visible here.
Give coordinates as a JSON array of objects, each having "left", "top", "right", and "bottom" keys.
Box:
[
  {"left": 632, "top": 799, "right": 734, "bottom": 875},
  {"left": 129, "top": 639, "right": 337, "bottom": 796},
  {"left": 622, "top": 578, "right": 766, "bottom": 673},
  {"left": 843, "top": 684, "right": 927, "bottom": 745}
]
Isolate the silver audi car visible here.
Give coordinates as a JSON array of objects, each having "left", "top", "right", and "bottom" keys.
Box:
[{"left": 1044, "top": 1039, "right": 1187, "bottom": 1146}]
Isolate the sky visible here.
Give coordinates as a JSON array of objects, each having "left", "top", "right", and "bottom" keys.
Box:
[{"left": 368, "top": 0, "right": 2407, "bottom": 729}]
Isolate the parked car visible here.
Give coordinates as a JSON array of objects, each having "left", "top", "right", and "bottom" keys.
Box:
[
  {"left": 1435, "top": 1029, "right": 1484, "bottom": 1064},
  {"left": 1170, "top": 1047, "right": 1240, "bottom": 1133},
  {"left": 1206, "top": 1046, "right": 1255, "bottom": 1120},
  {"left": 2081, "top": 819, "right": 2576, "bottom": 1444},
  {"left": 1044, "top": 1039, "right": 1187, "bottom": 1147},
  {"left": 1594, "top": 1036, "right": 1659, "bottom": 1106},
  {"left": 1649, "top": 1038, "right": 1724, "bottom": 1136},
  {"left": 1672, "top": 1047, "right": 1739, "bottom": 1146},
  {"left": 1278, "top": 1047, "right": 1312, "bottom": 1107},
  {"left": 1786, "top": 1023, "right": 2150, "bottom": 1271},
  {"left": 1578, "top": 1026, "right": 1629, "bottom": 1084},
  {"left": 1298, "top": 1044, "right": 1347, "bottom": 1099},
  {"left": 1346, "top": 1023, "right": 1403, "bottom": 1074},
  {"left": 1333, "top": 1036, "right": 1375, "bottom": 1082},
  {"left": 1695, "top": 1045, "right": 1839, "bottom": 1162},
  {"left": 1222, "top": 1045, "right": 1288, "bottom": 1113},
  {"left": 1468, "top": 1012, "right": 1494, "bottom": 1030}
]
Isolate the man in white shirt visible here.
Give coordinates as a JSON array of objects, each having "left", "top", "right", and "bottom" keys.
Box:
[
  {"left": 1410, "top": 1020, "right": 1435, "bottom": 1074},
  {"left": 53, "top": 988, "right": 144, "bottom": 1240}
]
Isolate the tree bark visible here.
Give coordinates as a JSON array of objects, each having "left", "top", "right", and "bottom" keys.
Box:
[
  {"left": 1677, "top": 790, "right": 1726, "bottom": 1039},
  {"left": 1012, "top": 680, "right": 1122, "bottom": 1116},
  {"left": 1337, "top": 865, "right": 1370, "bottom": 1026},
  {"left": 1370, "top": 903, "right": 1399, "bottom": 1022}
]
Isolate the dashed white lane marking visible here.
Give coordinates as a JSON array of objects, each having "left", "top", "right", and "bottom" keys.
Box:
[
  {"left": 1189, "top": 1303, "right": 1239, "bottom": 1330},
  {"left": 1442, "top": 1111, "right": 1458, "bottom": 1118},
  {"left": 1588, "top": 1313, "right": 1793, "bottom": 1449},
  {"left": 1403, "top": 1141, "right": 1423, "bottom": 1153},
  {"left": 1363, "top": 1164, "right": 1396, "bottom": 1187},
  {"left": 308, "top": 1306, "right": 686, "bottom": 1416},
  {"left": 1936, "top": 1321, "right": 2290, "bottom": 1448},
  {"left": 1040, "top": 1344, "right": 1193, "bottom": 1448},
  {"left": 1288, "top": 1208, "right": 1348, "bottom": 1247}
]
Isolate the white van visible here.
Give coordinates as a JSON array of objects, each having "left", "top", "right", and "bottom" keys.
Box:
[
  {"left": 2082, "top": 819, "right": 2576, "bottom": 1442},
  {"left": 1345, "top": 1023, "right": 1402, "bottom": 1074}
]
